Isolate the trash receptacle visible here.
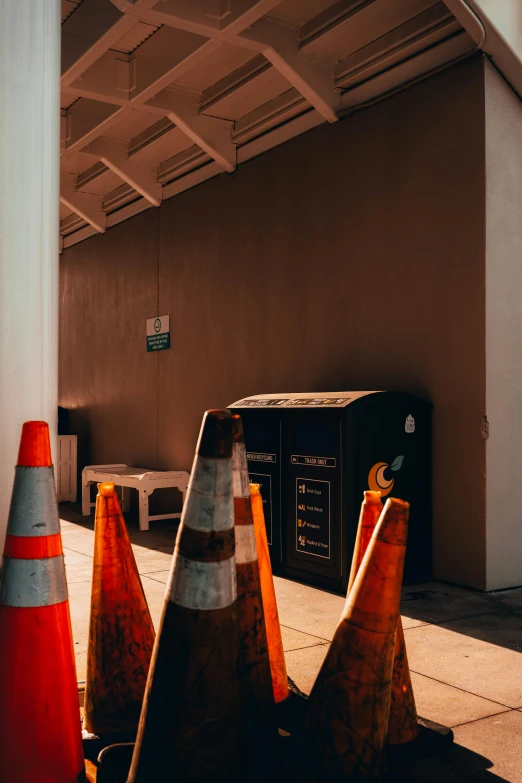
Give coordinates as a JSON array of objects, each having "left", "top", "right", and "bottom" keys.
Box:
[{"left": 229, "top": 392, "right": 431, "bottom": 593}]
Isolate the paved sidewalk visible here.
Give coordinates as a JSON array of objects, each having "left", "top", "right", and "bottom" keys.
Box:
[{"left": 61, "top": 505, "right": 522, "bottom": 782}]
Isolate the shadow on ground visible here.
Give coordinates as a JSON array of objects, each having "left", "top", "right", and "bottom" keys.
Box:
[
  {"left": 59, "top": 501, "right": 178, "bottom": 553},
  {"left": 390, "top": 742, "right": 510, "bottom": 782}
]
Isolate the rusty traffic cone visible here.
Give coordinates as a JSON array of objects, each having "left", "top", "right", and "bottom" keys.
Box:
[
  {"left": 250, "top": 482, "right": 289, "bottom": 704},
  {"left": 347, "top": 491, "right": 383, "bottom": 595},
  {"left": 0, "top": 421, "right": 85, "bottom": 782},
  {"left": 348, "top": 492, "right": 419, "bottom": 747},
  {"left": 231, "top": 416, "right": 274, "bottom": 737},
  {"left": 306, "top": 497, "right": 409, "bottom": 781},
  {"left": 83, "top": 482, "right": 155, "bottom": 737},
  {"left": 128, "top": 410, "right": 241, "bottom": 782}
]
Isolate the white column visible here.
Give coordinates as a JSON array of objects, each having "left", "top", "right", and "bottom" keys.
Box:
[{"left": 0, "top": 1, "right": 60, "bottom": 551}]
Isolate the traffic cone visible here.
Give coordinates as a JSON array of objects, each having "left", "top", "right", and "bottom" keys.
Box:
[
  {"left": 127, "top": 410, "right": 241, "bottom": 782},
  {"left": 231, "top": 415, "right": 274, "bottom": 735},
  {"left": 306, "top": 497, "right": 409, "bottom": 781},
  {"left": 348, "top": 492, "right": 419, "bottom": 747},
  {"left": 0, "top": 421, "right": 85, "bottom": 783},
  {"left": 83, "top": 482, "right": 155, "bottom": 737},
  {"left": 250, "top": 482, "right": 289, "bottom": 704},
  {"left": 347, "top": 490, "right": 383, "bottom": 595}
]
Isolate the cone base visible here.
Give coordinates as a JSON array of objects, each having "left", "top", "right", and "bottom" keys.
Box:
[
  {"left": 387, "top": 717, "right": 454, "bottom": 766},
  {"left": 0, "top": 603, "right": 84, "bottom": 783},
  {"left": 129, "top": 601, "right": 241, "bottom": 782}
]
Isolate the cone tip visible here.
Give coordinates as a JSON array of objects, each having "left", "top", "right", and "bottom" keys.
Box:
[
  {"left": 197, "top": 410, "right": 233, "bottom": 458},
  {"left": 377, "top": 496, "right": 410, "bottom": 545},
  {"left": 98, "top": 482, "right": 115, "bottom": 497},
  {"left": 17, "top": 421, "right": 53, "bottom": 467},
  {"left": 363, "top": 490, "right": 382, "bottom": 504},
  {"left": 250, "top": 483, "right": 261, "bottom": 495}
]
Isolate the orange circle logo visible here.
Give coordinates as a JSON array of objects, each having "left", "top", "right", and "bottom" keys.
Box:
[{"left": 368, "top": 461, "right": 394, "bottom": 497}]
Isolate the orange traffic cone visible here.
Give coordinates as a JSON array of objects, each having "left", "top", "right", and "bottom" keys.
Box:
[
  {"left": 347, "top": 490, "right": 383, "bottom": 595},
  {"left": 231, "top": 416, "right": 274, "bottom": 733},
  {"left": 83, "top": 482, "right": 155, "bottom": 737},
  {"left": 0, "top": 421, "right": 85, "bottom": 782},
  {"left": 128, "top": 410, "right": 241, "bottom": 782},
  {"left": 250, "top": 483, "right": 289, "bottom": 704},
  {"left": 348, "top": 492, "right": 419, "bottom": 747},
  {"left": 306, "top": 497, "right": 409, "bottom": 781}
]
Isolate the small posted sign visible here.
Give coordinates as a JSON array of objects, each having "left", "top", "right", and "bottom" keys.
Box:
[{"left": 147, "top": 315, "right": 170, "bottom": 352}]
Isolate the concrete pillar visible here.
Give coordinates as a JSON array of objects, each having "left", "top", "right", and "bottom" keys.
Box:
[
  {"left": 0, "top": 2, "right": 60, "bottom": 551},
  {"left": 485, "top": 60, "right": 522, "bottom": 589}
]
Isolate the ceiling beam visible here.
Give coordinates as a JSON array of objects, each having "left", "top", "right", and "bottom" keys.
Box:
[
  {"left": 147, "top": 89, "right": 236, "bottom": 171},
  {"left": 61, "top": 0, "right": 129, "bottom": 85},
  {"left": 109, "top": 0, "right": 281, "bottom": 44},
  {"left": 117, "top": 1, "right": 340, "bottom": 122},
  {"left": 60, "top": 178, "right": 107, "bottom": 233},
  {"left": 83, "top": 138, "right": 163, "bottom": 206},
  {"left": 67, "top": 50, "right": 134, "bottom": 106},
  {"left": 240, "top": 19, "right": 340, "bottom": 122},
  {"left": 62, "top": 0, "right": 280, "bottom": 157},
  {"left": 299, "top": 0, "right": 379, "bottom": 48}
]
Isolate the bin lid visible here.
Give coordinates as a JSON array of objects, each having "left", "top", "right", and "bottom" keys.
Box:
[{"left": 229, "top": 391, "right": 382, "bottom": 409}]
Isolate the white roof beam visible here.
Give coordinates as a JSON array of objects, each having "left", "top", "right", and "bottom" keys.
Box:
[
  {"left": 61, "top": 0, "right": 129, "bottom": 85},
  {"left": 68, "top": 50, "right": 134, "bottom": 106},
  {"left": 60, "top": 178, "right": 107, "bottom": 233},
  {"left": 64, "top": 99, "right": 122, "bottom": 154},
  {"left": 84, "top": 138, "right": 163, "bottom": 206},
  {"left": 110, "top": 0, "right": 281, "bottom": 43},
  {"left": 240, "top": 19, "right": 340, "bottom": 122},
  {"left": 147, "top": 89, "right": 236, "bottom": 172},
  {"left": 62, "top": 0, "right": 277, "bottom": 157},
  {"left": 111, "top": 1, "right": 339, "bottom": 122}
]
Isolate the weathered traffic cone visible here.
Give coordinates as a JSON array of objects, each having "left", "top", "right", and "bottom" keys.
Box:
[
  {"left": 388, "top": 622, "right": 419, "bottom": 745},
  {"left": 348, "top": 492, "right": 419, "bottom": 747},
  {"left": 306, "top": 497, "right": 409, "bottom": 782},
  {"left": 127, "top": 410, "right": 241, "bottom": 782},
  {"left": 0, "top": 421, "right": 85, "bottom": 782},
  {"left": 347, "top": 491, "right": 383, "bottom": 595},
  {"left": 231, "top": 416, "right": 274, "bottom": 737},
  {"left": 250, "top": 482, "right": 289, "bottom": 704},
  {"left": 83, "top": 482, "right": 155, "bottom": 737}
]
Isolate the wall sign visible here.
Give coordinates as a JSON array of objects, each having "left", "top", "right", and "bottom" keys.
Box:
[{"left": 147, "top": 315, "right": 170, "bottom": 352}]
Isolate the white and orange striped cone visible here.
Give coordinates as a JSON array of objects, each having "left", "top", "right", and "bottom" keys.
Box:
[
  {"left": 0, "top": 421, "right": 85, "bottom": 782},
  {"left": 127, "top": 410, "right": 241, "bottom": 782},
  {"left": 231, "top": 415, "right": 274, "bottom": 743}
]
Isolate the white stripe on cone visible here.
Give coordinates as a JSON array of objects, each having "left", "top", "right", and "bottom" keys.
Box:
[
  {"left": 232, "top": 442, "right": 250, "bottom": 499},
  {"left": 235, "top": 525, "right": 257, "bottom": 565},
  {"left": 183, "top": 458, "right": 234, "bottom": 533},
  {"left": 167, "top": 554, "right": 237, "bottom": 610},
  {"left": 0, "top": 556, "right": 68, "bottom": 607}
]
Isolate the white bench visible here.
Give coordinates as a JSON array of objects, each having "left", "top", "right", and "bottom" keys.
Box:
[{"left": 81, "top": 464, "right": 190, "bottom": 531}]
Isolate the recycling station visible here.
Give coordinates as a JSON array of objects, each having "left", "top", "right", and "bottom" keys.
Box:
[{"left": 229, "top": 392, "right": 432, "bottom": 593}]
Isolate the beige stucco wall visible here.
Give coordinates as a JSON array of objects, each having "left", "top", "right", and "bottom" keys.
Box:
[
  {"left": 485, "top": 60, "right": 522, "bottom": 589},
  {"left": 60, "top": 57, "right": 488, "bottom": 587}
]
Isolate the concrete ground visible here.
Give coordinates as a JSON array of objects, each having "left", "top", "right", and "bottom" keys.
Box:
[{"left": 61, "top": 504, "right": 522, "bottom": 782}]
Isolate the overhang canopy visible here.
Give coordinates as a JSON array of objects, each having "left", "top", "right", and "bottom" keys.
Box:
[{"left": 58, "top": 0, "right": 514, "bottom": 249}]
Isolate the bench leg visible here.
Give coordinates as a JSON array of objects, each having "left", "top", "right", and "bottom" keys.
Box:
[
  {"left": 82, "top": 480, "right": 91, "bottom": 517},
  {"left": 139, "top": 492, "right": 149, "bottom": 532},
  {"left": 121, "top": 486, "right": 131, "bottom": 513}
]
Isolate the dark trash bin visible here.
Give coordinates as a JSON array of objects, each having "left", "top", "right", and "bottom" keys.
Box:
[{"left": 229, "top": 392, "right": 431, "bottom": 593}]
